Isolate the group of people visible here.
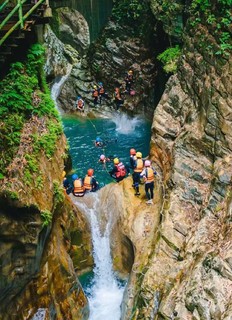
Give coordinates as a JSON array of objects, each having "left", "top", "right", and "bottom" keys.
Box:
[
  {"left": 63, "top": 169, "right": 99, "bottom": 197},
  {"left": 75, "top": 70, "right": 135, "bottom": 112}
]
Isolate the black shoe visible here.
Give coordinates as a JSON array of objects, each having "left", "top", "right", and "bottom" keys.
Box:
[{"left": 135, "top": 192, "right": 140, "bottom": 196}]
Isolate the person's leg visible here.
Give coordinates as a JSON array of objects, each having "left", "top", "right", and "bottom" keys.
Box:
[
  {"left": 150, "top": 182, "right": 154, "bottom": 199},
  {"left": 145, "top": 183, "right": 150, "bottom": 200}
]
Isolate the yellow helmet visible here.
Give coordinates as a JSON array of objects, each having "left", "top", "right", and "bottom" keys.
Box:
[
  {"left": 128, "top": 70, "right": 133, "bottom": 74},
  {"left": 136, "top": 152, "right": 142, "bottom": 158},
  {"left": 114, "top": 158, "right": 119, "bottom": 165},
  {"left": 62, "top": 171, "right": 66, "bottom": 178},
  {"left": 93, "top": 85, "right": 97, "bottom": 89}
]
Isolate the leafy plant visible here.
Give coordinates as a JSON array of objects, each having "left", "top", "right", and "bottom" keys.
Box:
[
  {"left": 157, "top": 45, "right": 181, "bottom": 73},
  {"left": 53, "top": 180, "right": 65, "bottom": 208},
  {"left": 41, "top": 210, "right": 52, "bottom": 227}
]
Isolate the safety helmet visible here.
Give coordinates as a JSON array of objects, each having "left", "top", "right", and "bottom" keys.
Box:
[
  {"left": 136, "top": 152, "right": 142, "bottom": 158},
  {"left": 93, "top": 85, "right": 97, "bottom": 89},
  {"left": 62, "top": 170, "right": 66, "bottom": 178},
  {"left": 98, "top": 82, "right": 103, "bottom": 86},
  {"left": 128, "top": 70, "right": 133, "bottom": 74},
  {"left": 100, "top": 154, "right": 105, "bottom": 160},
  {"left": 114, "top": 158, "right": 119, "bottom": 165},
  {"left": 87, "top": 169, "right": 94, "bottom": 176},
  {"left": 96, "top": 137, "right": 101, "bottom": 142},
  {"left": 145, "top": 160, "right": 151, "bottom": 167},
  {"left": 130, "top": 148, "right": 136, "bottom": 155},
  {"left": 77, "top": 96, "right": 81, "bottom": 100},
  {"left": 72, "top": 174, "right": 78, "bottom": 180}
]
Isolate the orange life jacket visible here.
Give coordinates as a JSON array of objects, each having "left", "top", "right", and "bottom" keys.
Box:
[
  {"left": 84, "top": 176, "right": 92, "bottom": 190},
  {"left": 92, "top": 90, "right": 98, "bottom": 97},
  {"left": 115, "top": 162, "right": 126, "bottom": 178},
  {"left": 134, "top": 159, "right": 143, "bottom": 173},
  {"left": 145, "top": 168, "right": 154, "bottom": 182},
  {"left": 73, "top": 179, "right": 85, "bottom": 193}
]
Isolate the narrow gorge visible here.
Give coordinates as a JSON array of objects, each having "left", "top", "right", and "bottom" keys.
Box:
[{"left": 0, "top": 0, "right": 231, "bottom": 319}]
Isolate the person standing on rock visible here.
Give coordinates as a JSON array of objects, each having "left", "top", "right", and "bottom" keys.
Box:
[
  {"left": 114, "top": 87, "right": 124, "bottom": 110},
  {"left": 124, "top": 70, "right": 134, "bottom": 94},
  {"left": 92, "top": 85, "right": 99, "bottom": 107},
  {"left": 140, "top": 160, "right": 157, "bottom": 204},
  {"left": 98, "top": 82, "right": 109, "bottom": 104},
  {"left": 132, "top": 151, "right": 144, "bottom": 196}
]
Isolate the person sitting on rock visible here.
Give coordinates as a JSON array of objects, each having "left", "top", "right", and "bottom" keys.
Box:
[
  {"left": 72, "top": 174, "right": 85, "bottom": 197},
  {"left": 140, "top": 160, "right": 157, "bottom": 204},
  {"left": 76, "top": 96, "right": 85, "bottom": 113},
  {"left": 92, "top": 85, "right": 99, "bottom": 107},
  {"left": 63, "top": 171, "right": 73, "bottom": 195},
  {"left": 83, "top": 169, "right": 99, "bottom": 192},
  {"left": 109, "top": 158, "right": 127, "bottom": 183}
]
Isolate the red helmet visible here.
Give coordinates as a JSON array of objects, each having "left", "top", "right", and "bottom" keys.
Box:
[
  {"left": 87, "top": 169, "right": 94, "bottom": 176},
  {"left": 130, "top": 148, "right": 136, "bottom": 155}
]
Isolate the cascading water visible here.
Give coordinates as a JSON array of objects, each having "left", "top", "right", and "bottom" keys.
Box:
[
  {"left": 74, "top": 193, "right": 125, "bottom": 320},
  {"left": 50, "top": 64, "right": 72, "bottom": 114}
]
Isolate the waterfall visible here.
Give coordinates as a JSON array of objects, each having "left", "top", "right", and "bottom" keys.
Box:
[
  {"left": 51, "top": 64, "right": 72, "bottom": 114},
  {"left": 111, "top": 113, "right": 142, "bottom": 134},
  {"left": 74, "top": 193, "right": 125, "bottom": 320}
]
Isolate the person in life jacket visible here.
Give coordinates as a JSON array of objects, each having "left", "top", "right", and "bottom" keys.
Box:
[
  {"left": 76, "top": 96, "right": 85, "bottom": 112},
  {"left": 129, "top": 148, "right": 136, "bottom": 169},
  {"left": 114, "top": 87, "right": 124, "bottom": 110},
  {"left": 92, "top": 85, "right": 99, "bottom": 106},
  {"left": 97, "top": 82, "right": 109, "bottom": 104},
  {"left": 83, "top": 168, "right": 99, "bottom": 192},
  {"left": 95, "top": 137, "right": 105, "bottom": 148},
  {"left": 72, "top": 175, "right": 85, "bottom": 197},
  {"left": 124, "top": 70, "right": 134, "bottom": 94},
  {"left": 63, "top": 171, "right": 73, "bottom": 195},
  {"left": 109, "top": 158, "right": 127, "bottom": 182},
  {"left": 140, "top": 160, "right": 157, "bottom": 204},
  {"left": 132, "top": 151, "right": 144, "bottom": 196}
]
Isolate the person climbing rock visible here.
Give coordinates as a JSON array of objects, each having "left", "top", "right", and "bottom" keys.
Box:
[
  {"left": 140, "top": 160, "right": 157, "bottom": 204},
  {"left": 114, "top": 87, "right": 124, "bottom": 110},
  {"left": 72, "top": 175, "right": 85, "bottom": 197},
  {"left": 76, "top": 96, "right": 85, "bottom": 113},
  {"left": 84, "top": 168, "right": 99, "bottom": 192},
  {"left": 132, "top": 151, "right": 144, "bottom": 196},
  {"left": 99, "top": 154, "right": 111, "bottom": 164},
  {"left": 124, "top": 70, "right": 134, "bottom": 94},
  {"left": 109, "top": 158, "right": 127, "bottom": 182},
  {"left": 98, "top": 82, "right": 109, "bottom": 104},
  {"left": 92, "top": 85, "right": 99, "bottom": 107},
  {"left": 95, "top": 137, "right": 105, "bottom": 148}
]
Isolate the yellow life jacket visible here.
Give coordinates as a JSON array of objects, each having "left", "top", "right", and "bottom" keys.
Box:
[
  {"left": 145, "top": 167, "right": 154, "bottom": 182},
  {"left": 84, "top": 176, "right": 92, "bottom": 190},
  {"left": 73, "top": 179, "right": 85, "bottom": 193},
  {"left": 134, "top": 159, "right": 143, "bottom": 172}
]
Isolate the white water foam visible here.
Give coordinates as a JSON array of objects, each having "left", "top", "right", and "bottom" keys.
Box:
[
  {"left": 74, "top": 193, "right": 125, "bottom": 320},
  {"left": 111, "top": 113, "right": 142, "bottom": 134},
  {"left": 51, "top": 64, "right": 72, "bottom": 115}
]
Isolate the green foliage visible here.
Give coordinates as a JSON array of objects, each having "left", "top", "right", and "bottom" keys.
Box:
[
  {"left": 0, "top": 43, "right": 60, "bottom": 176},
  {"left": 157, "top": 45, "right": 181, "bottom": 73},
  {"left": 112, "top": 0, "right": 152, "bottom": 35},
  {"left": 41, "top": 210, "right": 52, "bottom": 227},
  {"left": 4, "top": 190, "right": 19, "bottom": 200},
  {"left": 0, "top": 173, "right": 4, "bottom": 179},
  {"left": 53, "top": 180, "right": 65, "bottom": 208}
]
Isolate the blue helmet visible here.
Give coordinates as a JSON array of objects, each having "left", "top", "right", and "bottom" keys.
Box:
[
  {"left": 98, "top": 82, "right": 103, "bottom": 86},
  {"left": 77, "top": 96, "right": 81, "bottom": 100},
  {"left": 72, "top": 174, "right": 78, "bottom": 180},
  {"left": 96, "top": 137, "right": 101, "bottom": 142}
]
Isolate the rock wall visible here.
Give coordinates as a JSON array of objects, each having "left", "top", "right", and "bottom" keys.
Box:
[
  {"left": 0, "top": 116, "right": 92, "bottom": 319},
  {"left": 108, "top": 5, "right": 232, "bottom": 320}
]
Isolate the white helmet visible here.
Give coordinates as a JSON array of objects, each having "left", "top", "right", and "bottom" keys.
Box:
[{"left": 145, "top": 160, "right": 151, "bottom": 167}]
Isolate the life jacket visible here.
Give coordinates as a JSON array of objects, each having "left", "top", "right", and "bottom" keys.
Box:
[
  {"left": 134, "top": 159, "right": 143, "bottom": 173},
  {"left": 92, "top": 90, "right": 98, "bottom": 97},
  {"left": 114, "top": 91, "right": 121, "bottom": 101},
  {"left": 115, "top": 162, "right": 126, "bottom": 178},
  {"left": 73, "top": 179, "right": 85, "bottom": 194},
  {"left": 77, "top": 99, "right": 84, "bottom": 108},
  {"left": 99, "top": 87, "right": 105, "bottom": 94},
  {"left": 84, "top": 176, "right": 92, "bottom": 190},
  {"left": 145, "top": 167, "right": 154, "bottom": 182}
]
